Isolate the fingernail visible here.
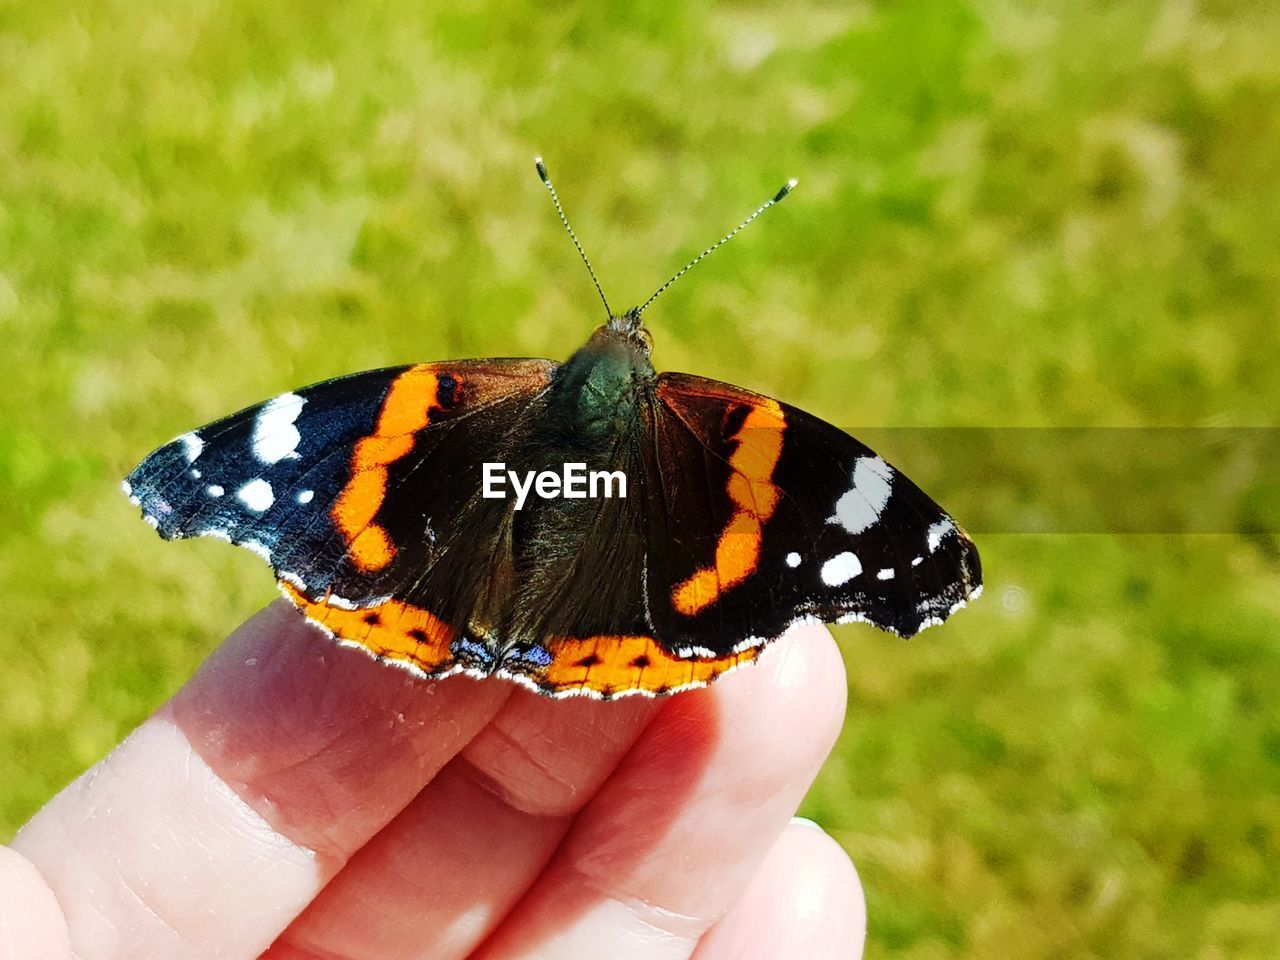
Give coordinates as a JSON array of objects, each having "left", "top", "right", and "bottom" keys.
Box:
[{"left": 789, "top": 815, "right": 828, "bottom": 833}]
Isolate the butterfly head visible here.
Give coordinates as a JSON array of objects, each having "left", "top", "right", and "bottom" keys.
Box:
[
  {"left": 581, "top": 310, "right": 653, "bottom": 362},
  {"left": 604, "top": 307, "right": 652, "bottom": 350}
]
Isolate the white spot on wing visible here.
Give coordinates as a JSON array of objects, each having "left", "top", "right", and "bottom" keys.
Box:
[
  {"left": 877, "top": 568, "right": 895, "bottom": 580},
  {"left": 295, "top": 489, "right": 314, "bottom": 505},
  {"left": 178, "top": 432, "right": 204, "bottom": 463},
  {"left": 927, "top": 518, "right": 957, "bottom": 552},
  {"left": 236, "top": 478, "right": 274, "bottom": 512},
  {"left": 785, "top": 552, "right": 801, "bottom": 568},
  {"left": 820, "top": 551, "right": 862, "bottom": 586},
  {"left": 252, "top": 392, "right": 306, "bottom": 464},
  {"left": 206, "top": 484, "right": 224, "bottom": 497},
  {"left": 829, "top": 456, "right": 893, "bottom": 535},
  {"left": 911, "top": 556, "right": 924, "bottom": 567}
]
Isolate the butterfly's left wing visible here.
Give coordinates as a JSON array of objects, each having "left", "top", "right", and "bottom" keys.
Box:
[
  {"left": 639, "top": 372, "right": 981, "bottom": 660},
  {"left": 125, "top": 359, "right": 557, "bottom": 679}
]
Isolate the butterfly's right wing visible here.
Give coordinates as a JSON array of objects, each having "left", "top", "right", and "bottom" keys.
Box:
[{"left": 638, "top": 372, "right": 981, "bottom": 657}]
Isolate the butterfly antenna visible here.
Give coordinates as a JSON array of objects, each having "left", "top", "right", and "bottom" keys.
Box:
[
  {"left": 637, "top": 177, "right": 798, "bottom": 317},
  {"left": 535, "top": 157, "right": 612, "bottom": 319}
]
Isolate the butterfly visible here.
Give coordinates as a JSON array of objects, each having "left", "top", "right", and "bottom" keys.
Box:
[{"left": 124, "top": 160, "right": 981, "bottom": 700}]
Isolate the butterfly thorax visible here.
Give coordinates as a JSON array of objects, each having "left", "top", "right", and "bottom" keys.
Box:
[{"left": 547, "top": 322, "right": 655, "bottom": 440}]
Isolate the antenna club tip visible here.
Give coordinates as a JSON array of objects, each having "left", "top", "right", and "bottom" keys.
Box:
[
  {"left": 534, "top": 157, "right": 549, "bottom": 182},
  {"left": 774, "top": 178, "right": 799, "bottom": 202}
]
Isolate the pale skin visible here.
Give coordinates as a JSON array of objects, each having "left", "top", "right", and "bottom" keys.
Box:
[{"left": 2, "top": 603, "right": 866, "bottom": 959}]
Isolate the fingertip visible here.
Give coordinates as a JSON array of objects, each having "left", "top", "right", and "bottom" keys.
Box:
[
  {"left": 694, "top": 818, "right": 865, "bottom": 960},
  {"left": 174, "top": 600, "right": 319, "bottom": 716},
  {"left": 724, "top": 621, "right": 847, "bottom": 764},
  {"left": 768, "top": 621, "right": 847, "bottom": 704},
  {"left": 779, "top": 817, "right": 866, "bottom": 940}
]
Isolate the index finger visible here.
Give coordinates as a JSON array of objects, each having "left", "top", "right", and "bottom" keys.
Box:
[{"left": 12, "top": 602, "right": 511, "bottom": 959}]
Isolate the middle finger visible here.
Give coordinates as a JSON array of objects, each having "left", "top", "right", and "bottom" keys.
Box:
[{"left": 265, "top": 688, "right": 662, "bottom": 960}]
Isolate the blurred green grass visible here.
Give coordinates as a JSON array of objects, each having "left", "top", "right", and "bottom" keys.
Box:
[{"left": 3, "top": 1, "right": 1278, "bottom": 957}]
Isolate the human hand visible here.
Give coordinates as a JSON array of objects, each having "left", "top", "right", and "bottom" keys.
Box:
[{"left": 4, "top": 602, "right": 865, "bottom": 959}]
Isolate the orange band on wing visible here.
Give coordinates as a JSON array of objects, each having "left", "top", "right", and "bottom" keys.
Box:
[
  {"left": 332, "top": 366, "right": 453, "bottom": 572},
  {"left": 672, "top": 400, "right": 785, "bottom": 616},
  {"left": 280, "top": 581, "right": 457, "bottom": 675},
  {"left": 539, "top": 634, "right": 760, "bottom": 697}
]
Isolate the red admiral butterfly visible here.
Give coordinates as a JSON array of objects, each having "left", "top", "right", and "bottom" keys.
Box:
[{"left": 125, "top": 160, "right": 981, "bottom": 700}]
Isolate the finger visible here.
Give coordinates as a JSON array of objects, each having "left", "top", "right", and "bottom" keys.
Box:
[
  {"left": 267, "top": 687, "right": 663, "bottom": 960},
  {"left": 693, "top": 819, "right": 865, "bottom": 960},
  {"left": 170, "top": 602, "right": 511, "bottom": 863},
  {"left": 473, "top": 622, "right": 847, "bottom": 959},
  {"left": 0, "top": 844, "right": 71, "bottom": 960},
  {"left": 14, "top": 717, "right": 320, "bottom": 959},
  {"left": 14, "top": 602, "right": 509, "bottom": 960}
]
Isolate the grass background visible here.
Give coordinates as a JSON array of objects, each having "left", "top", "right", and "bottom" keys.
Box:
[{"left": 3, "top": 1, "right": 1278, "bottom": 956}]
